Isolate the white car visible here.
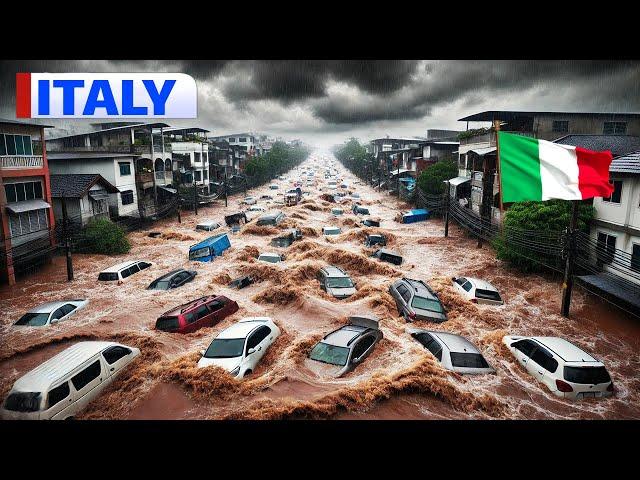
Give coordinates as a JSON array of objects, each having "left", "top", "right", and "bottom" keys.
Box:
[
  {"left": 258, "top": 252, "right": 284, "bottom": 264},
  {"left": 269, "top": 184, "right": 279, "bottom": 190},
  {"left": 407, "top": 328, "right": 495, "bottom": 375},
  {"left": 98, "top": 260, "right": 152, "bottom": 282},
  {"left": 242, "top": 196, "right": 257, "bottom": 205},
  {"left": 323, "top": 226, "right": 341, "bottom": 236},
  {"left": 196, "top": 220, "right": 221, "bottom": 232},
  {"left": 198, "top": 317, "right": 281, "bottom": 378},
  {"left": 452, "top": 276, "right": 504, "bottom": 305},
  {"left": 1, "top": 341, "right": 140, "bottom": 420},
  {"left": 245, "top": 206, "right": 266, "bottom": 222},
  {"left": 503, "top": 335, "right": 614, "bottom": 399},
  {"left": 13, "top": 299, "right": 89, "bottom": 327}
]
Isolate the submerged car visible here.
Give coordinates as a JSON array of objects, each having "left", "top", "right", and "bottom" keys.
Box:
[
  {"left": 389, "top": 277, "right": 447, "bottom": 322},
  {"left": 317, "top": 265, "right": 356, "bottom": 299},
  {"left": 331, "top": 207, "right": 344, "bottom": 216},
  {"left": 14, "top": 300, "right": 89, "bottom": 327},
  {"left": 371, "top": 248, "right": 402, "bottom": 266},
  {"left": 407, "top": 328, "right": 494, "bottom": 374},
  {"left": 256, "top": 211, "right": 285, "bottom": 226},
  {"left": 452, "top": 276, "right": 504, "bottom": 305},
  {"left": 503, "top": 335, "right": 614, "bottom": 400},
  {"left": 196, "top": 220, "right": 221, "bottom": 232},
  {"left": 352, "top": 204, "right": 369, "bottom": 215},
  {"left": 242, "top": 196, "right": 257, "bottom": 205},
  {"left": 155, "top": 295, "right": 239, "bottom": 334},
  {"left": 147, "top": 269, "right": 197, "bottom": 290},
  {"left": 269, "top": 184, "right": 279, "bottom": 190},
  {"left": 98, "top": 260, "right": 152, "bottom": 282},
  {"left": 323, "top": 226, "right": 341, "bottom": 236},
  {"left": 198, "top": 317, "right": 281, "bottom": 378},
  {"left": 364, "top": 234, "right": 386, "bottom": 248},
  {"left": 258, "top": 252, "right": 284, "bottom": 264},
  {"left": 229, "top": 276, "right": 254, "bottom": 289},
  {"left": 308, "top": 316, "right": 383, "bottom": 377},
  {"left": 362, "top": 218, "right": 380, "bottom": 227}
]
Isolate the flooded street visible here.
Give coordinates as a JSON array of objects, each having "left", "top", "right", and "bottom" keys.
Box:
[{"left": 1, "top": 151, "right": 639, "bottom": 420}]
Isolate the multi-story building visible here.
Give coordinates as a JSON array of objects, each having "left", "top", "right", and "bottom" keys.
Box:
[
  {"left": 165, "top": 127, "right": 211, "bottom": 195},
  {"left": 46, "top": 122, "right": 173, "bottom": 217},
  {"left": 209, "top": 132, "right": 259, "bottom": 157},
  {"left": 0, "top": 118, "right": 55, "bottom": 285}
]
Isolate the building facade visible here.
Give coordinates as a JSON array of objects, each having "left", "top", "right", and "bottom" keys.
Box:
[{"left": 49, "top": 174, "right": 119, "bottom": 227}]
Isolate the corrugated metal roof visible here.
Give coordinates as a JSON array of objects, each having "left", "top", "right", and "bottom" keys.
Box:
[
  {"left": 459, "top": 111, "right": 640, "bottom": 122},
  {"left": 553, "top": 135, "right": 640, "bottom": 157},
  {"left": 0, "top": 118, "right": 54, "bottom": 128},
  {"left": 469, "top": 146, "right": 496, "bottom": 156},
  {"left": 609, "top": 150, "right": 640, "bottom": 174},
  {"left": 48, "top": 152, "right": 134, "bottom": 160}
]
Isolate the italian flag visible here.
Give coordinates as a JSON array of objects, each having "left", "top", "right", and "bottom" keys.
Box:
[{"left": 498, "top": 131, "right": 614, "bottom": 203}]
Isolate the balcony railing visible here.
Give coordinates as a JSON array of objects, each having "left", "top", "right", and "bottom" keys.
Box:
[
  {"left": 47, "top": 143, "right": 172, "bottom": 155},
  {"left": 0, "top": 155, "right": 44, "bottom": 169},
  {"left": 459, "top": 130, "right": 534, "bottom": 146},
  {"left": 136, "top": 172, "right": 154, "bottom": 184}
]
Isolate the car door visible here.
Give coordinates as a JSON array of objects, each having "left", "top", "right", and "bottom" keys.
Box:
[
  {"left": 49, "top": 306, "right": 67, "bottom": 325},
  {"left": 252, "top": 326, "right": 272, "bottom": 365},
  {"left": 59, "top": 303, "right": 77, "bottom": 321},
  {"left": 69, "top": 358, "right": 108, "bottom": 414},
  {"left": 528, "top": 345, "right": 559, "bottom": 387},
  {"left": 510, "top": 339, "right": 538, "bottom": 370},
  {"left": 243, "top": 328, "right": 265, "bottom": 372},
  {"left": 193, "top": 304, "right": 212, "bottom": 329},
  {"left": 45, "top": 380, "right": 74, "bottom": 420},
  {"left": 350, "top": 335, "right": 377, "bottom": 366},
  {"left": 102, "top": 345, "right": 134, "bottom": 377}
]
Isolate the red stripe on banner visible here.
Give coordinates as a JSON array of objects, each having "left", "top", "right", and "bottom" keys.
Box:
[
  {"left": 16, "top": 73, "right": 31, "bottom": 118},
  {"left": 576, "top": 146, "right": 614, "bottom": 199}
]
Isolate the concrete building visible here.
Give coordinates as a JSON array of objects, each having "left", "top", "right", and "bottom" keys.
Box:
[
  {"left": 164, "top": 127, "right": 210, "bottom": 195},
  {"left": 0, "top": 118, "right": 56, "bottom": 285},
  {"left": 209, "top": 132, "right": 259, "bottom": 156},
  {"left": 49, "top": 174, "right": 119, "bottom": 227}
]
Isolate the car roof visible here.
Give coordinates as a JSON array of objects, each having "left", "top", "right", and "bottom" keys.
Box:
[
  {"left": 163, "top": 295, "right": 220, "bottom": 315},
  {"left": 259, "top": 252, "right": 281, "bottom": 258},
  {"left": 197, "top": 220, "right": 219, "bottom": 226},
  {"left": 28, "top": 300, "right": 79, "bottom": 313},
  {"left": 378, "top": 248, "right": 400, "bottom": 256},
  {"left": 11, "top": 341, "right": 123, "bottom": 392},
  {"left": 532, "top": 337, "right": 599, "bottom": 363},
  {"left": 465, "top": 277, "right": 499, "bottom": 292},
  {"left": 323, "top": 225, "right": 340, "bottom": 230},
  {"left": 323, "top": 325, "right": 366, "bottom": 347},
  {"left": 429, "top": 331, "right": 481, "bottom": 354},
  {"left": 260, "top": 211, "right": 283, "bottom": 219},
  {"left": 217, "top": 318, "right": 271, "bottom": 339},
  {"left": 155, "top": 269, "right": 184, "bottom": 281},
  {"left": 401, "top": 278, "right": 436, "bottom": 298},
  {"left": 101, "top": 260, "right": 144, "bottom": 273},
  {"left": 322, "top": 265, "right": 347, "bottom": 276}
]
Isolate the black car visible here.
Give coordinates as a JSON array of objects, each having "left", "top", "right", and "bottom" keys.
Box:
[
  {"left": 352, "top": 204, "right": 370, "bottom": 215},
  {"left": 229, "top": 275, "right": 254, "bottom": 289},
  {"left": 364, "top": 234, "right": 386, "bottom": 248},
  {"left": 371, "top": 248, "right": 402, "bottom": 266},
  {"left": 362, "top": 219, "right": 380, "bottom": 227},
  {"left": 147, "top": 269, "right": 197, "bottom": 290},
  {"left": 224, "top": 212, "right": 248, "bottom": 227}
]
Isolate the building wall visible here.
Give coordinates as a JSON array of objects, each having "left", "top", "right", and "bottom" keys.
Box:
[
  {"left": 593, "top": 176, "right": 640, "bottom": 228},
  {"left": 534, "top": 115, "right": 640, "bottom": 140}
]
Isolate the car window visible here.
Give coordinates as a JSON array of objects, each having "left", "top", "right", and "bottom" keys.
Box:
[
  {"left": 251, "top": 326, "right": 272, "bottom": 346},
  {"left": 71, "top": 360, "right": 101, "bottom": 391},
  {"left": 475, "top": 289, "right": 502, "bottom": 302},
  {"left": 120, "top": 268, "right": 132, "bottom": 279},
  {"left": 352, "top": 335, "right": 375, "bottom": 359},
  {"left": 412, "top": 333, "right": 442, "bottom": 361},
  {"left": 530, "top": 346, "right": 558, "bottom": 373},
  {"left": 51, "top": 307, "right": 66, "bottom": 321},
  {"left": 195, "top": 305, "right": 209, "bottom": 320},
  {"left": 396, "top": 284, "right": 408, "bottom": 297},
  {"left": 61, "top": 304, "right": 76, "bottom": 315},
  {"left": 207, "top": 300, "right": 224, "bottom": 311},
  {"left": 563, "top": 366, "right": 611, "bottom": 385},
  {"left": 245, "top": 331, "right": 261, "bottom": 353},
  {"left": 138, "top": 262, "right": 151, "bottom": 270},
  {"left": 47, "top": 382, "right": 70, "bottom": 409},
  {"left": 450, "top": 352, "right": 490, "bottom": 369},
  {"left": 461, "top": 281, "right": 473, "bottom": 292},
  {"left": 129, "top": 264, "right": 140, "bottom": 274},
  {"left": 103, "top": 346, "right": 132, "bottom": 365},
  {"left": 184, "top": 313, "right": 197, "bottom": 324},
  {"left": 454, "top": 277, "right": 467, "bottom": 286},
  {"left": 511, "top": 339, "right": 538, "bottom": 357}
]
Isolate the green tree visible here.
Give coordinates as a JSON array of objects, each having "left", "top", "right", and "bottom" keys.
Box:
[
  {"left": 416, "top": 159, "right": 458, "bottom": 195},
  {"left": 492, "top": 200, "right": 594, "bottom": 272},
  {"left": 82, "top": 218, "right": 131, "bottom": 255},
  {"left": 333, "top": 138, "right": 372, "bottom": 179}
]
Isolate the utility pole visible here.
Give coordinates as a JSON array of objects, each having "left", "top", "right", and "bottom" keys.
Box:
[
  {"left": 61, "top": 193, "right": 73, "bottom": 281},
  {"left": 224, "top": 168, "right": 228, "bottom": 207},
  {"left": 444, "top": 181, "right": 450, "bottom": 238},
  {"left": 561, "top": 201, "right": 580, "bottom": 318},
  {"left": 193, "top": 169, "right": 198, "bottom": 215},
  {"left": 397, "top": 160, "right": 401, "bottom": 199}
]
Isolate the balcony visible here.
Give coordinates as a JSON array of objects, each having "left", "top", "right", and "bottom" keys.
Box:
[
  {"left": 459, "top": 130, "right": 535, "bottom": 146},
  {"left": 155, "top": 171, "right": 174, "bottom": 185},
  {"left": 0, "top": 155, "right": 44, "bottom": 170}
]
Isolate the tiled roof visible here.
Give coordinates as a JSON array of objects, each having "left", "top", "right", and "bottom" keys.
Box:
[
  {"left": 50, "top": 174, "right": 119, "bottom": 198},
  {"left": 609, "top": 151, "right": 640, "bottom": 174},
  {"left": 553, "top": 135, "right": 640, "bottom": 157}
]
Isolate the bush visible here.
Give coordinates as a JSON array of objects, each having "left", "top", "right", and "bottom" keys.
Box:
[
  {"left": 492, "top": 200, "right": 594, "bottom": 272},
  {"left": 82, "top": 218, "right": 131, "bottom": 255},
  {"left": 416, "top": 159, "right": 458, "bottom": 195}
]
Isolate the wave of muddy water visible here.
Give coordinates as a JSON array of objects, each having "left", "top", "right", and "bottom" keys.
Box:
[{"left": 1, "top": 152, "right": 639, "bottom": 420}]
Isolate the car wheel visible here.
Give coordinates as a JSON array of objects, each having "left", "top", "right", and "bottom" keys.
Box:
[{"left": 244, "top": 369, "right": 252, "bottom": 377}]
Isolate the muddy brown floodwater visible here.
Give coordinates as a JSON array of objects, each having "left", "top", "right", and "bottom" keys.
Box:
[{"left": 1, "top": 151, "right": 639, "bottom": 420}]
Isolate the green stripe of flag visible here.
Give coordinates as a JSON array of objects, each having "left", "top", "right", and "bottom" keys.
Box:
[{"left": 498, "top": 132, "right": 542, "bottom": 203}]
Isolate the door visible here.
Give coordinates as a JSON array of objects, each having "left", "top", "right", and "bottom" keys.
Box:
[
  {"left": 528, "top": 345, "right": 559, "bottom": 388},
  {"left": 205, "top": 300, "right": 225, "bottom": 326},
  {"left": 244, "top": 326, "right": 271, "bottom": 371},
  {"left": 69, "top": 358, "right": 108, "bottom": 414},
  {"left": 102, "top": 345, "right": 134, "bottom": 377},
  {"left": 351, "top": 335, "right": 376, "bottom": 364},
  {"left": 192, "top": 304, "right": 211, "bottom": 330},
  {"left": 49, "top": 306, "right": 67, "bottom": 324},
  {"left": 510, "top": 339, "right": 537, "bottom": 369},
  {"left": 46, "top": 381, "right": 74, "bottom": 420}
]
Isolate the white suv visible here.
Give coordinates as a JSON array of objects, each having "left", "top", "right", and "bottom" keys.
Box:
[
  {"left": 98, "top": 260, "right": 152, "bottom": 282},
  {"left": 452, "top": 276, "right": 503, "bottom": 305},
  {"left": 503, "top": 335, "right": 614, "bottom": 400}
]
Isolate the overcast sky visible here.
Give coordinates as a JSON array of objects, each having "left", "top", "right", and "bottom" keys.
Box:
[{"left": 1, "top": 60, "right": 639, "bottom": 149}]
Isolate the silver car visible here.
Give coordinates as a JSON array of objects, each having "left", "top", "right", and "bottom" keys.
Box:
[
  {"left": 308, "top": 316, "right": 383, "bottom": 377},
  {"left": 317, "top": 265, "right": 356, "bottom": 299},
  {"left": 13, "top": 300, "right": 89, "bottom": 327},
  {"left": 389, "top": 277, "right": 447, "bottom": 322}
]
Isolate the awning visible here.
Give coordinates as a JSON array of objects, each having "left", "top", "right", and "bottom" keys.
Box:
[
  {"left": 390, "top": 168, "right": 415, "bottom": 177},
  {"left": 6, "top": 199, "right": 51, "bottom": 214},
  {"left": 469, "top": 146, "right": 497, "bottom": 156},
  {"left": 158, "top": 186, "right": 177, "bottom": 194},
  {"left": 88, "top": 191, "right": 110, "bottom": 201},
  {"left": 447, "top": 176, "right": 472, "bottom": 186}
]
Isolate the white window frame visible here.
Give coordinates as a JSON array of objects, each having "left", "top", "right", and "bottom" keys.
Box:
[{"left": 602, "top": 179, "right": 623, "bottom": 205}]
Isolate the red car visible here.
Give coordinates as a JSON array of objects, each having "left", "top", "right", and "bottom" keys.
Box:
[{"left": 155, "top": 295, "right": 239, "bottom": 333}]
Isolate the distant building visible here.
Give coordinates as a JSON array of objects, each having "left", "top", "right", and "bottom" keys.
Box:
[
  {"left": 50, "top": 174, "right": 119, "bottom": 227},
  {"left": 209, "top": 132, "right": 259, "bottom": 156},
  {"left": 164, "top": 127, "right": 211, "bottom": 195},
  {"left": 0, "top": 118, "right": 55, "bottom": 285}
]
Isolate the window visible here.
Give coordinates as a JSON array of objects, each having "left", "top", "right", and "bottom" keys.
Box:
[
  {"left": 0, "top": 133, "right": 33, "bottom": 156},
  {"left": 194, "top": 152, "right": 201, "bottom": 163},
  {"left": 603, "top": 121, "right": 627, "bottom": 135},
  {"left": 203, "top": 170, "right": 208, "bottom": 180},
  {"left": 195, "top": 305, "right": 209, "bottom": 320},
  {"left": 632, "top": 244, "right": 640, "bottom": 272},
  {"left": 552, "top": 120, "right": 569, "bottom": 133},
  {"left": 461, "top": 281, "right": 473, "bottom": 292},
  {"left": 156, "top": 316, "right": 180, "bottom": 331},
  {"left": 351, "top": 336, "right": 375, "bottom": 359},
  {"left": 228, "top": 138, "right": 235, "bottom": 143},
  {"left": 128, "top": 264, "right": 140, "bottom": 274},
  {"left": 71, "top": 360, "right": 101, "bottom": 391},
  {"left": 5, "top": 181, "right": 44, "bottom": 203},
  {"left": 60, "top": 304, "right": 76, "bottom": 315},
  {"left": 184, "top": 312, "right": 196, "bottom": 324},
  {"left": 47, "top": 382, "right": 70, "bottom": 409},
  {"left": 454, "top": 277, "right": 467, "bottom": 286},
  {"left": 103, "top": 346, "right": 131, "bottom": 365},
  {"left": 51, "top": 307, "right": 66, "bottom": 321},
  {"left": 475, "top": 289, "right": 502, "bottom": 302},
  {"left": 511, "top": 339, "right": 537, "bottom": 357},
  {"left": 120, "top": 268, "right": 132, "bottom": 279},
  {"left": 412, "top": 333, "right": 442, "bottom": 361},
  {"left": 194, "top": 170, "right": 202, "bottom": 181},
  {"left": 121, "top": 190, "right": 134, "bottom": 205},
  {"left": 239, "top": 137, "right": 247, "bottom": 143},
  {"left": 119, "top": 162, "right": 131, "bottom": 176},
  {"left": 597, "top": 232, "right": 616, "bottom": 265},
  {"left": 396, "top": 284, "right": 410, "bottom": 302},
  {"left": 563, "top": 366, "right": 611, "bottom": 385},
  {"left": 0, "top": 134, "right": 6, "bottom": 155},
  {"left": 138, "top": 262, "right": 151, "bottom": 270},
  {"left": 450, "top": 352, "right": 490, "bottom": 369},
  {"left": 530, "top": 346, "right": 558, "bottom": 373},
  {"left": 207, "top": 300, "right": 224, "bottom": 312},
  {"left": 7, "top": 209, "right": 48, "bottom": 237},
  {"left": 246, "top": 326, "right": 271, "bottom": 352},
  {"left": 602, "top": 180, "right": 622, "bottom": 204}
]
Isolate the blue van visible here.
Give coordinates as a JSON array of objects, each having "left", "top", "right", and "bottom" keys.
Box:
[
  {"left": 189, "top": 234, "right": 231, "bottom": 262},
  {"left": 402, "top": 209, "right": 430, "bottom": 224}
]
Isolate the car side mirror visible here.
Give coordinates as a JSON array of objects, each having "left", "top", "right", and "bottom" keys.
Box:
[
  {"left": 451, "top": 277, "right": 457, "bottom": 281},
  {"left": 50, "top": 318, "right": 59, "bottom": 324},
  {"left": 247, "top": 347, "right": 256, "bottom": 355},
  {"left": 200, "top": 350, "right": 205, "bottom": 356}
]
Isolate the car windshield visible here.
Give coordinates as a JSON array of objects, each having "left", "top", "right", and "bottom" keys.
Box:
[
  {"left": 4, "top": 392, "right": 41, "bottom": 412},
  {"left": 156, "top": 316, "right": 180, "bottom": 331},
  {"left": 564, "top": 366, "right": 611, "bottom": 384},
  {"left": 98, "top": 272, "right": 119, "bottom": 281},
  {"left": 327, "top": 277, "right": 353, "bottom": 288},
  {"left": 324, "top": 228, "right": 340, "bottom": 235},
  {"left": 475, "top": 288, "right": 502, "bottom": 302},
  {"left": 450, "top": 352, "right": 490, "bottom": 369},
  {"left": 150, "top": 280, "right": 171, "bottom": 290},
  {"left": 309, "top": 342, "right": 349, "bottom": 366},
  {"left": 412, "top": 296, "right": 444, "bottom": 313},
  {"left": 204, "top": 338, "right": 245, "bottom": 358},
  {"left": 14, "top": 313, "right": 50, "bottom": 326},
  {"left": 259, "top": 255, "right": 280, "bottom": 263}
]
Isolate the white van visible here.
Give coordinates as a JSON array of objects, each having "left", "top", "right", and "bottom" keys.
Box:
[
  {"left": 0, "top": 341, "right": 140, "bottom": 420},
  {"left": 98, "top": 260, "right": 152, "bottom": 282}
]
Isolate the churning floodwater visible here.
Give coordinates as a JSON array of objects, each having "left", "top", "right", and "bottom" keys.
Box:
[{"left": 1, "top": 151, "right": 639, "bottom": 420}]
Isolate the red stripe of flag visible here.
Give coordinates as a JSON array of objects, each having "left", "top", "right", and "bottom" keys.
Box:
[
  {"left": 16, "top": 73, "right": 31, "bottom": 118},
  {"left": 576, "top": 146, "right": 614, "bottom": 199}
]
